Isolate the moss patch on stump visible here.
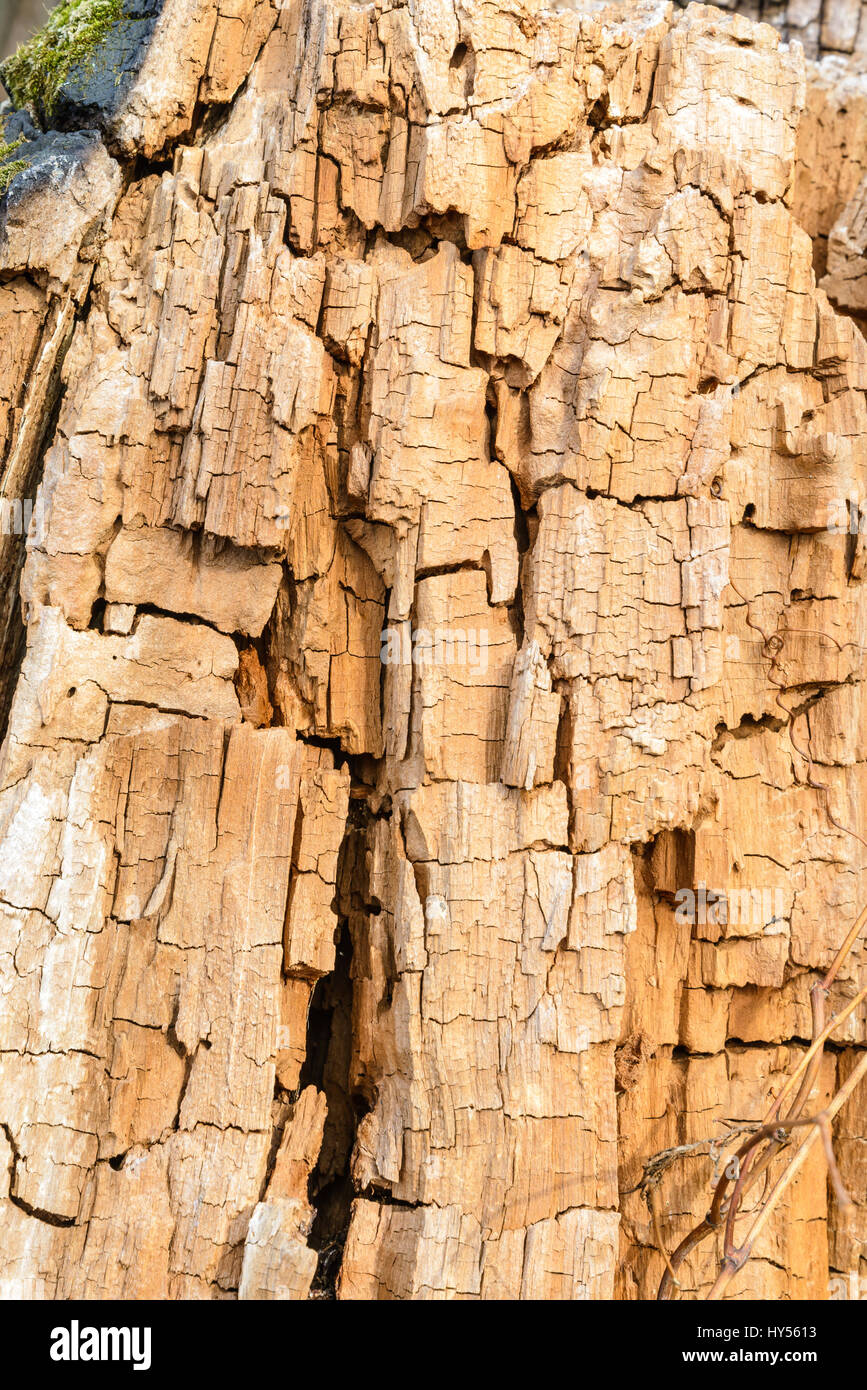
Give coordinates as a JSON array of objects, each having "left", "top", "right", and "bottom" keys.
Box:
[
  {"left": 0, "top": 120, "right": 28, "bottom": 194},
  {"left": 0, "top": 0, "right": 124, "bottom": 121}
]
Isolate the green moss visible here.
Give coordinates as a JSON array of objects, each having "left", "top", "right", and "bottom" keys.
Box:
[
  {"left": 0, "top": 0, "right": 124, "bottom": 120},
  {"left": 0, "top": 121, "right": 28, "bottom": 195}
]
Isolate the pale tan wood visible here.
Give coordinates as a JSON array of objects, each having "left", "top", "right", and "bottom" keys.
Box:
[{"left": 0, "top": 0, "right": 864, "bottom": 1302}]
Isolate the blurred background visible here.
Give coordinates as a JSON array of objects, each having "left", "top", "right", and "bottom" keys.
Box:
[{"left": 0, "top": 0, "right": 45, "bottom": 61}]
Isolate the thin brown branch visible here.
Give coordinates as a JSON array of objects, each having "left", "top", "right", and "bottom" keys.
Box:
[{"left": 706, "top": 1051, "right": 867, "bottom": 1301}]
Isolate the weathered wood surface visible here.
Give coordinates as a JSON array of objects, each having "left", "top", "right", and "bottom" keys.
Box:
[{"left": 0, "top": 0, "right": 864, "bottom": 1300}]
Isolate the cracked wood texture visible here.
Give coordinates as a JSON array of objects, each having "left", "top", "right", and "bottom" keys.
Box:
[{"left": 0, "top": 0, "right": 865, "bottom": 1301}]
